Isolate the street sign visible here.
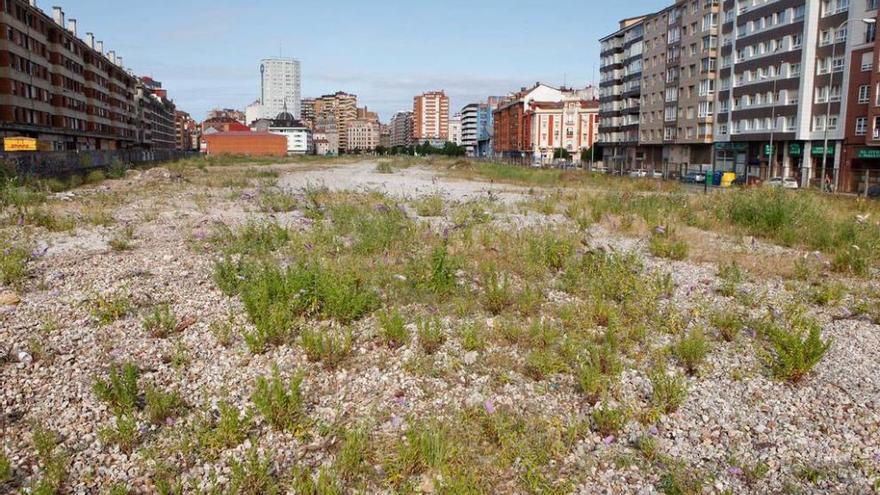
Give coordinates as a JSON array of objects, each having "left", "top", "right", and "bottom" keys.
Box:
[
  {"left": 4, "top": 137, "right": 37, "bottom": 152},
  {"left": 857, "top": 148, "right": 880, "bottom": 159},
  {"left": 763, "top": 144, "right": 776, "bottom": 156},
  {"left": 811, "top": 144, "right": 835, "bottom": 156},
  {"left": 789, "top": 143, "right": 802, "bottom": 156}
]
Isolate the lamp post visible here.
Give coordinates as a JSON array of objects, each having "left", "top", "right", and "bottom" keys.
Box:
[
  {"left": 821, "top": 17, "right": 876, "bottom": 192},
  {"left": 760, "top": 56, "right": 780, "bottom": 179}
]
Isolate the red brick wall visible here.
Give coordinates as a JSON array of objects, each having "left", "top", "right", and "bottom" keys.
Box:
[{"left": 204, "top": 134, "right": 287, "bottom": 157}]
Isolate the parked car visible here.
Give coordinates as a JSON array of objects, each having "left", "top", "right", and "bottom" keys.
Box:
[
  {"left": 651, "top": 171, "right": 663, "bottom": 179},
  {"left": 765, "top": 177, "right": 799, "bottom": 189},
  {"left": 629, "top": 169, "right": 648, "bottom": 178},
  {"left": 681, "top": 172, "right": 706, "bottom": 184},
  {"left": 591, "top": 166, "right": 609, "bottom": 174}
]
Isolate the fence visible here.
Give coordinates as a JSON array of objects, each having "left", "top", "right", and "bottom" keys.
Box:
[{"left": 0, "top": 149, "right": 198, "bottom": 178}]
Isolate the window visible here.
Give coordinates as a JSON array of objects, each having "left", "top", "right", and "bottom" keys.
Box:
[
  {"left": 856, "top": 117, "right": 868, "bottom": 135},
  {"left": 859, "top": 85, "right": 870, "bottom": 104},
  {"left": 862, "top": 52, "right": 874, "bottom": 71},
  {"left": 874, "top": 116, "right": 880, "bottom": 139},
  {"left": 868, "top": 22, "right": 877, "bottom": 44}
]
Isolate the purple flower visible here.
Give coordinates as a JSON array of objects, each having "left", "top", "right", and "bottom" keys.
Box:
[
  {"left": 602, "top": 435, "right": 615, "bottom": 445},
  {"left": 192, "top": 230, "right": 207, "bottom": 240},
  {"left": 874, "top": 452, "right": 880, "bottom": 463},
  {"left": 483, "top": 400, "right": 496, "bottom": 415},
  {"left": 648, "top": 425, "right": 659, "bottom": 436},
  {"left": 728, "top": 466, "right": 743, "bottom": 476}
]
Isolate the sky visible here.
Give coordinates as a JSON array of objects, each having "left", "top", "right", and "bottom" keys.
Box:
[{"left": 66, "top": 0, "right": 669, "bottom": 122}]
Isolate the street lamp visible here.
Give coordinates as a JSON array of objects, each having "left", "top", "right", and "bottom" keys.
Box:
[
  {"left": 760, "top": 49, "right": 780, "bottom": 180},
  {"left": 821, "top": 17, "right": 876, "bottom": 192}
]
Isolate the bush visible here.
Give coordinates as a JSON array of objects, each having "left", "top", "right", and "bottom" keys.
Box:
[
  {"left": 648, "top": 228, "right": 689, "bottom": 260},
  {"left": 576, "top": 361, "right": 609, "bottom": 405},
  {"left": 0, "top": 237, "right": 29, "bottom": 287},
  {"left": 93, "top": 362, "right": 140, "bottom": 414},
  {"left": 91, "top": 290, "right": 132, "bottom": 325},
  {"left": 672, "top": 327, "right": 710, "bottom": 375},
  {"left": 195, "top": 401, "right": 252, "bottom": 459},
  {"left": 459, "top": 321, "right": 486, "bottom": 352},
  {"left": 377, "top": 309, "right": 410, "bottom": 348},
  {"left": 414, "top": 194, "right": 444, "bottom": 217},
  {"left": 30, "top": 424, "right": 69, "bottom": 494},
  {"left": 229, "top": 447, "right": 281, "bottom": 495},
  {"left": 482, "top": 270, "right": 514, "bottom": 315},
  {"left": 709, "top": 309, "right": 744, "bottom": 342},
  {"left": 143, "top": 304, "right": 177, "bottom": 338},
  {"left": 85, "top": 169, "right": 106, "bottom": 184},
  {"left": 762, "top": 311, "right": 832, "bottom": 383},
  {"left": 300, "top": 328, "right": 353, "bottom": 369},
  {"left": 252, "top": 366, "right": 306, "bottom": 432},
  {"left": 0, "top": 452, "right": 12, "bottom": 484}
]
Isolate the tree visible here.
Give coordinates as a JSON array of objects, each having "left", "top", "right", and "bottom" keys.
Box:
[{"left": 553, "top": 148, "right": 571, "bottom": 160}]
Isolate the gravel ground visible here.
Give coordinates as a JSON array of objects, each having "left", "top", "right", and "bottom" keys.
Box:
[{"left": 1, "top": 160, "right": 879, "bottom": 494}]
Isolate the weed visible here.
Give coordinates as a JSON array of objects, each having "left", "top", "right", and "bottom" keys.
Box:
[
  {"left": 252, "top": 365, "right": 306, "bottom": 432},
  {"left": 30, "top": 424, "right": 69, "bottom": 494},
  {"left": 209, "top": 315, "right": 236, "bottom": 347},
  {"left": 832, "top": 245, "right": 870, "bottom": 276},
  {"left": 93, "top": 362, "right": 140, "bottom": 414},
  {"left": 414, "top": 193, "right": 444, "bottom": 217},
  {"left": 144, "top": 385, "right": 186, "bottom": 425},
  {"left": 717, "top": 261, "right": 745, "bottom": 297},
  {"left": 300, "top": 327, "right": 353, "bottom": 369},
  {"left": 481, "top": 269, "right": 514, "bottom": 315},
  {"left": 195, "top": 401, "right": 252, "bottom": 459},
  {"left": 375, "top": 161, "right": 395, "bottom": 174},
  {"left": 100, "top": 414, "right": 140, "bottom": 453},
  {"left": 648, "top": 228, "right": 689, "bottom": 260},
  {"left": 761, "top": 309, "right": 832, "bottom": 383},
  {"left": 0, "top": 452, "right": 12, "bottom": 485},
  {"left": 91, "top": 290, "right": 132, "bottom": 325},
  {"left": 109, "top": 226, "right": 135, "bottom": 251},
  {"left": 0, "top": 237, "right": 29, "bottom": 287},
  {"left": 143, "top": 304, "right": 177, "bottom": 338},
  {"left": 672, "top": 327, "right": 710, "bottom": 375},
  {"left": 417, "top": 316, "right": 445, "bottom": 354},
  {"left": 425, "top": 241, "right": 457, "bottom": 296},
  {"left": 576, "top": 361, "right": 610, "bottom": 405},
  {"left": 527, "top": 230, "right": 575, "bottom": 271},
  {"left": 378, "top": 308, "right": 410, "bottom": 348},
  {"left": 385, "top": 421, "right": 450, "bottom": 483},
  {"left": 524, "top": 349, "right": 567, "bottom": 380},
  {"left": 291, "top": 467, "right": 342, "bottom": 495},
  {"left": 709, "top": 309, "right": 744, "bottom": 342},
  {"left": 591, "top": 404, "right": 628, "bottom": 437},
  {"left": 635, "top": 435, "right": 660, "bottom": 462},
  {"left": 658, "top": 461, "right": 704, "bottom": 495},
  {"left": 229, "top": 446, "right": 280, "bottom": 495},
  {"left": 649, "top": 369, "right": 688, "bottom": 414},
  {"left": 27, "top": 337, "right": 54, "bottom": 364},
  {"left": 259, "top": 189, "right": 298, "bottom": 213},
  {"left": 807, "top": 282, "right": 845, "bottom": 307},
  {"left": 337, "top": 427, "right": 369, "bottom": 479},
  {"left": 459, "top": 321, "right": 486, "bottom": 352},
  {"left": 85, "top": 169, "right": 106, "bottom": 184}
]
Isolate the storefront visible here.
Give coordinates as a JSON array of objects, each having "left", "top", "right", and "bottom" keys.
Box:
[{"left": 841, "top": 147, "right": 880, "bottom": 194}]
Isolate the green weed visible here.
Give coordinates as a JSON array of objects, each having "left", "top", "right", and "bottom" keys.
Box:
[
  {"left": 93, "top": 362, "right": 140, "bottom": 414},
  {"left": 300, "top": 327, "right": 353, "bottom": 369},
  {"left": 143, "top": 304, "right": 177, "bottom": 338},
  {"left": 252, "top": 365, "right": 306, "bottom": 432}
]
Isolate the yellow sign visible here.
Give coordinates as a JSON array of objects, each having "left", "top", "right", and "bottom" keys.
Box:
[{"left": 4, "top": 137, "right": 38, "bottom": 152}]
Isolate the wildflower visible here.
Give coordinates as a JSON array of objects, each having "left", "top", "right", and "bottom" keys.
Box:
[{"left": 483, "top": 399, "right": 495, "bottom": 415}]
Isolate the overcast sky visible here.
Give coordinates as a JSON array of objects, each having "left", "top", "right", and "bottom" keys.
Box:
[{"left": 64, "top": 0, "right": 669, "bottom": 121}]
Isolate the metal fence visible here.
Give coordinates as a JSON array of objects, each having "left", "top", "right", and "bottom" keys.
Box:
[{"left": 0, "top": 149, "right": 198, "bottom": 177}]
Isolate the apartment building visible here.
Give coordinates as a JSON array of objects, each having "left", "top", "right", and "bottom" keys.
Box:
[
  {"left": 315, "top": 91, "right": 357, "bottom": 151},
  {"left": 461, "top": 103, "right": 479, "bottom": 154},
  {"left": 413, "top": 90, "right": 449, "bottom": 144},
  {"left": 841, "top": 5, "right": 880, "bottom": 194},
  {"left": 389, "top": 110, "right": 413, "bottom": 148},
  {"left": 136, "top": 77, "right": 176, "bottom": 150},
  {"left": 0, "top": 2, "right": 140, "bottom": 150},
  {"left": 174, "top": 110, "right": 197, "bottom": 151},
  {"left": 346, "top": 119, "right": 380, "bottom": 152},
  {"left": 448, "top": 112, "right": 462, "bottom": 145},
  {"left": 713, "top": 0, "right": 880, "bottom": 187},
  {"left": 599, "top": 17, "right": 647, "bottom": 170}
]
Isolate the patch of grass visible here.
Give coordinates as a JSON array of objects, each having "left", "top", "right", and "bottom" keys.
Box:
[
  {"left": 144, "top": 385, "right": 186, "bottom": 425},
  {"left": 251, "top": 365, "right": 306, "bottom": 432},
  {"left": 259, "top": 188, "right": 298, "bottom": 213},
  {"left": 807, "top": 282, "right": 845, "bottom": 307},
  {"left": 384, "top": 421, "right": 451, "bottom": 485},
  {"left": 336, "top": 426, "right": 370, "bottom": 480},
  {"left": 423, "top": 241, "right": 458, "bottom": 296},
  {"left": 99, "top": 414, "right": 140, "bottom": 453},
  {"left": 377, "top": 308, "right": 410, "bottom": 348},
  {"left": 648, "top": 227, "right": 689, "bottom": 260},
  {"left": 291, "top": 467, "right": 342, "bottom": 495},
  {"left": 195, "top": 401, "right": 253, "bottom": 459},
  {"left": 85, "top": 169, "right": 106, "bottom": 184},
  {"left": 671, "top": 327, "right": 710, "bottom": 375},
  {"left": 0, "top": 236, "right": 30, "bottom": 287},
  {"left": 650, "top": 368, "right": 688, "bottom": 414},
  {"left": 591, "top": 404, "right": 628, "bottom": 437},
  {"left": 414, "top": 193, "right": 444, "bottom": 217},
  {"left": 526, "top": 230, "right": 575, "bottom": 272},
  {"left": 300, "top": 327, "right": 353, "bottom": 369},
  {"left": 459, "top": 321, "right": 487, "bottom": 352},
  {"left": 25, "top": 208, "right": 76, "bottom": 232},
  {"left": 90, "top": 290, "right": 133, "bottom": 325},
  {"left": 30, "top": 424, "right": 69, "bottom": 494},
  {"left": 709, "top": 309, "right": 745, "bottom": 342},
  {"left": 92, "top": 362, "right": 140, "bottom": 414},
  {"left": 209, "top": 314, "right": 236, "bottom": 347},
  {"left": 481, "top": 269, "right": 514, "bottom": 315},
  {"left": 717, "top": 261, "right": 745, "bottom": 297},
  {"left": 760, "top": 308, "right": 832, "bottom": 383},
  {"left": 417, "top": 316, "right": 445, "bottom": 354},
  {"left": 524, "top": 349, "right": 567, "bottom": 380},
  {"left": 212, "top": 221, "right": 290, "bottom": 256},
  {"left": 143, "top": 304, "right": 177, "bottom": 338},
  {"left": 229, "top": 446, "right": 281, "bottom": 495},
  {"left": 0, "top": 452, "right": 13, "bottom": 485},
  {"left": 375, "top": 161, "right": 395, "bottom": 174},
  {"left": 575, "top": 361, "right": 611, "bottom": 405},
  {"left": 831, "top": 245, "right": 870, "bottom": 276},
  {"left": 658, "top": 461, "right": 704, "bottom": 495}
]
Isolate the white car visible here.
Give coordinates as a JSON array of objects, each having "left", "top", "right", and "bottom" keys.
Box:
[
  {"left": 766, "top": 177, "right": 799, "bottom": 189},
  {"left": 651, "top": 171, "right": 663, "bottom": 179},
  {"left": 629, "top": 169, "right": 648, "bottom": 178}
]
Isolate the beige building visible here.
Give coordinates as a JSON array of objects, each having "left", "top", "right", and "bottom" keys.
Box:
[
  {"left": 315, "top": 92, "right": 357, "bottom": 151},
  {"left": 529, "top": 95, "right": 599, "bottom": 165},
  {"left": 346, "top": 119, "right": 380, "bottom": 152},
  {"left": 413, "top": 90, "right": 449, "bottom": 144}
]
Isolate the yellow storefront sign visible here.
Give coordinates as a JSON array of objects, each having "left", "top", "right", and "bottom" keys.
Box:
[{"left": 4, "top": 137, "right": 38, "bottom": 152}]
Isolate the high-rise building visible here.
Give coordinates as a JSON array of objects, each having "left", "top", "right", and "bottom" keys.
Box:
[
  {"left": 136, "top": 77, "right": 176, "bottom": 149},
  {"left": 301, "top": 98, "right": 317, "bottom": 128},
  {"left": 316, "top": 92, "right": 357, "bottom": 150},
  {"left": 598, "top": 16, "right": 646, "bottom": 171},
  {"left": 0, "top": 4, "right": 140, "bottom": 150},
  {"left": 358, "top": 106, "right": 379, "bottom": 122},
  {"left": 390, "top": 111, "right": 414, "bottom": 148},
  {"left": 448, "top": 113, "right": 462, "bottom": 145},
  {"left": 842, "top": 10, "right": 880, "bottom": 194},
  {"left": 413, "top": 90, "right": 449, "bottom": 145},
  {"left": 259, "top": 58, "right": 302, "bottom": 120},
  {"left": 461, "top": 104, "right": 480, "bottom": 155},
  {"left": 346, "top": 119, "right": 380, "bottom": 152}
]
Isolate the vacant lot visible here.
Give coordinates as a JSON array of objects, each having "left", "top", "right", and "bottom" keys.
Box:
[{"left": 1, "top": 157, "right": 879, "bottom": 494}]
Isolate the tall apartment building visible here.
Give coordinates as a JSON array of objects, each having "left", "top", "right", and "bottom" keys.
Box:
[
  {"left": 0, "top": 3, "right": 139, "bottom": 150},
  {"left": 413, "top": 90, "right": 449, "bottom": 144},
  {"left": 136, "top": 77, "right": 176, "bottom": 149},
  {"left": 461, "top": 104, "right": 480, "bottom": 154},
  {"left": 389, "top": 110, "right": 413, "bottom": 148},
  {"left": 712, "top": 0, "right": 877, "bottom": 187},
  {"left": 315, "top": 91, "right": 357, "bottom": 151},
  {"left": 300, "top": 98, "right": 316, "bottom": 128},
  {"left": 260, "top": 58, "right": 301, "bottom": 120},
  {"left": 346, "top": 119, "right": 380, "bottom": 152},
  {"left": 599, "top": 17, "right": 647, "bottom": 170},
  {"left": 175, "top": 110, "right": 197, "bottom": 151}
]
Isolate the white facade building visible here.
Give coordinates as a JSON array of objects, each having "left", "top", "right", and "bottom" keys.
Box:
[
  {"left": 260, "top": 58, "right": 302, "bottom": 120},
  {"left": 448, "top": 113, "right": 462, "bottom": 145}
]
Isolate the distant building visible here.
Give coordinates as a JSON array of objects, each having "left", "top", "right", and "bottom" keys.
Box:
[
  {"left": 358, "top": 106, "right": 379, "bottom": 122},
  {"left": 379, "top": 123, "right": 391, "bottom": 149},
  {"left": 476, "top": 97, "right": 502, "bottom": 157},
  {"left": 207, "top": 108, "right": 246, "bottom": 124},
  {"left": 245, "top": 100, "right": 263, "bottom": 126},
  {"left": 204, "top": 132, "right": 287, "bottom": 157},
  {"left": 347, "top": 119, "right": 380, "bottom": 152},
  {"left": 175, "top": 111, "right": 197, "bottom": 151},
  {"left": 260, "top": 58, "right": 302, "bottom": 119},
  {"left": 448, "top": 113, "right": 462, "bottom": 146},
  {"left": 202, "top": 117, "right": 250, "bottom": 134},
  {"left": 413, "top": 91, "right": 449, "bottom": 142},
  {"left": 313, "top": 131, "right": 338, "bottom": 156},
  {"left": 136, "top": 77, "right": 176, "bottom": 149},
  {"left": 301, "top": 98, "right": 317, "bottom": 128},
  {"left": 315, "top": 92, "right": 357, "bottom": 151},
  {"left": 267, "top": 109, "right": 313, "bottom": 155},
  {"left": 390, "top": 111, "right": 414, "bottom": 148},
  {"left": 461, "top": 104, "right": 480, "bottom": 155}
]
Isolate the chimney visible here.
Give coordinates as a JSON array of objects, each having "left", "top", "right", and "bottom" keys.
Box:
[
  {"left": 117, "top": 56, "right": 123, "bottom": 67},
  {"left": 85, "top": 32, "right": 94, "bottom": 49},
  {"left": 108, "top": 50, "right": 116, "bottom": 64},
  {"left": 52, "top": 6, "right": 64, "bottom": 26},
  {"left": 28, "top": 0, "right": 35, "bottom": 6},
  {"left": 96, "top": 40, "right": 103, "bottom": 54},
  {"left": 67, "top": 18, "right": 76, "bottom": 36}
]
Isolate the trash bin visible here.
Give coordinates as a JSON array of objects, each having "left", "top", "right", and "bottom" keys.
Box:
[
  {"left": 713, "top": 171, "right": 724, "bottom": 186},
  {"left": 721, "top": 172, "right": 737, "bottom": 188}
]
